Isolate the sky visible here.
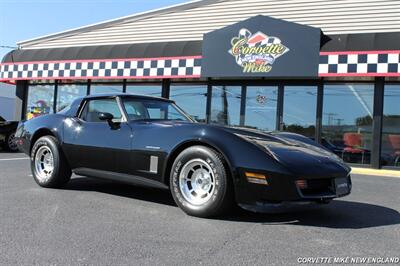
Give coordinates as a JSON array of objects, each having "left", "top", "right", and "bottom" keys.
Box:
[{"left": 0, "top": 0, "right": 189, "bottom": 59}]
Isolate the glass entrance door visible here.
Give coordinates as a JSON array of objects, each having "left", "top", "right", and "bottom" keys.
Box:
[
  {"left": 208, "top": 83, "right": 317, "bottom": 134},
  {"left": 282, "top": 85, "right": 317, "bottom": 138},
  {"left": 244, "top": 86, "right": 278, "bottom": 131}
]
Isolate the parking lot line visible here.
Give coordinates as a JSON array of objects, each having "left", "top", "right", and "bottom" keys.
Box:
[
  {"left": 351, "top": 167, "right": 400, "bottom": 178},
  {"left": 0, "top": 157, "right": 29, "bottom": 161}
]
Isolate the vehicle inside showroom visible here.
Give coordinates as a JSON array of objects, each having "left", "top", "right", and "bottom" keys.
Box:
[{"left": 0, "top": 0, "right": 399, "bottom": 170}]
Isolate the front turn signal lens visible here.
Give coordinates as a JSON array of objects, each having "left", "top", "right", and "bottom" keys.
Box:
[
  {"left": 245, "top": 172, "right": 269, "bottom": 185},
  {"left": 295, "top": 179, "right": 308, "bottom": 189}
]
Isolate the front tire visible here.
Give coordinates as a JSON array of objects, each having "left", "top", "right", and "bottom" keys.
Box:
[
  {"left": 170, "top": 145, "right": 233, "bottom": 218},
  {"left": 31, "top": 136, "right": 71, "bottom": 188}
]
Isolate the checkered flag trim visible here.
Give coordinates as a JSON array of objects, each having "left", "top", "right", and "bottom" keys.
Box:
[
  {"left": 319, "top": 52, "right": 400, "bottom": 76},
  {"left": 1, "top": 52, "right": 400, "bottom": 81},
  {"left": 0, "top": 56, "right": 202, "bottom": 81}
]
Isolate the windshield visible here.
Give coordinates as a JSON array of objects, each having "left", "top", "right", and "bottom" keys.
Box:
[
  {"left": 57, "top": 103, "right": 72, "bottom": 114},
  {"left": 122, "top": 98, "right": 194, "bottom": 122}
]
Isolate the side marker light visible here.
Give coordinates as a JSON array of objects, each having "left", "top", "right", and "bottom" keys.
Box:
[{"left": 245, "top": 172, "right": 269, "bottom": 185}]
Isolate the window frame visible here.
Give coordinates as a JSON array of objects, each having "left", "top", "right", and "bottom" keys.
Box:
[
  {"left": 381, "top": 81, "right": 400, "bottom": 169},
  {"left": 282, "top": 85, "right": 319, "bottom": 138},
  {"left": 169, "top": 84, "right": 208, "bottom": 123},
  {"left": 89, "top": 83, "right": 124, "bottom": 95},
  {"left": 321, "top": 82, "right": 376, "bottom": 167},
  {"left": 125, "top": 82, "right": 163, "bottom": 97},
  {"left": 26, "top": 83, "right": 56, "bottom": 120}
]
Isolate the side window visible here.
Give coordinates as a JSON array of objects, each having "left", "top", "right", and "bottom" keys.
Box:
[
  {"left": 122, "top": 98, "right": 189, "bottom": 121},
  {"left": 167, "top": 105, "right": 186, "bottom": 120},
  {"left": 123, "top": 101, "right": 149, "bottom": 120},
  {"left": 80, "top": 98, "right": 122, "bottom": 122},
  {"left": 147, "top": 107, "right": 164, "bottom": 119},
  {"left": 146, "top": 106, "right": 183, "bottom": 120}
]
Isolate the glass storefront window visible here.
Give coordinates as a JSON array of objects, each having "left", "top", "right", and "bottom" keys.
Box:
[
  {"left": 126, "top": 85, "right": 161, "bottom": 97},
  {"left": 90, "top": 84, "right": 123, "bottom": 95},
  {"left": 283, "top": 86, "right": 317, "bottom": 138},
  {"left": 56, "top": 84, "right": 87, "bottom": 112},
  {"left": 26, "top": 84, "right": 55, "bottom": 120},
  {"left": 322, "top": 84, "right": 374, "bottom": 165},
  {"left": 382, "top": 85, "right": 400, "bottom": 168},
  {"left": 210, "top": 86, "right": 241, "bottom": 127},
  {"left": 170, "top": 85, "right": 207, "bottom": 122},
  {"left": 245, "top": 86, "right": 277, "bottom": 131}
]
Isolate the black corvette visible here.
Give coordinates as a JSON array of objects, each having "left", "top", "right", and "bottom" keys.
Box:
[
  {"left": 16, "top": 94, "right": 351, "bottom": 217},
  {"left": 0, "top": 116, "right": 19, "bottom": 152}
]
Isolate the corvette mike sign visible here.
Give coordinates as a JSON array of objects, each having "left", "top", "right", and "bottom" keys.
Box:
[
  {"left": 229, "top": 28, "right": 290, "bottom": 73},
  {"left": 201, "top": 15, "right": 322, "bottom": 78}
]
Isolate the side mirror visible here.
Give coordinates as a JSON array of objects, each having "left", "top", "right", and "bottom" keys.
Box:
[
  {"left": 98, "top": 112, "right": 114, "bottom": 122},
  {"left": 98, "top": 112, "right": 120, "bottom": 129}
]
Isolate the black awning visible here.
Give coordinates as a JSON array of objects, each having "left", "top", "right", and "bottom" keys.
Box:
[
  {"left": 321, "top": 32, "right": 400, "bottom": 51},
  {"left": 2, "top": 32, "right": 400, "bottom": 64},
  {"left": 2, "top": 41, "right": 203, "bottom": 63}
]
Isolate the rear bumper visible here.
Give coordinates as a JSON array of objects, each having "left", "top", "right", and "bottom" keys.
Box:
[{"left": 233, "top": 168, "right": 352, "bottom": 207}]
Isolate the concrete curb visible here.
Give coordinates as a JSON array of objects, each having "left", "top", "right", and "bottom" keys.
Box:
[{"left": 351, "top": 167, "right": 400, "bottom": 178}]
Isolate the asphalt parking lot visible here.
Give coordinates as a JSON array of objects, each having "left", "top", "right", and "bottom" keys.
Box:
[{"left": 0, "top": 151, "right": 399, "bottom": 265}]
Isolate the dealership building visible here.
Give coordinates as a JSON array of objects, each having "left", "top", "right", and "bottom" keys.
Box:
[{"left": 1, "top": 0, "right": 399, "bottom": 170}]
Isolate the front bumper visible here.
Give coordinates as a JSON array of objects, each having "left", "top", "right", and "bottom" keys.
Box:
[{"left": 234, "top": 168, "right": 352, "bottom": 208}]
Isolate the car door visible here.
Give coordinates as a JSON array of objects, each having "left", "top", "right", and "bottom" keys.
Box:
[
  {"left": 63, "top": 96, "right": 132, "bottom": 173},
  {"left": 121, "top": 98, "right": 180, "bottom": 182}
]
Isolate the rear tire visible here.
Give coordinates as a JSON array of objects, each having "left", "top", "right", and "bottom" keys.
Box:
[
  {"left": 170, "top": 145, "right": 233, "bottom": 218},
  {"left": 31, "top": 136, "right": 71, "bottom": 188},
  {"left": 4, "top": 133, "right": 18, "bottom": 152}
]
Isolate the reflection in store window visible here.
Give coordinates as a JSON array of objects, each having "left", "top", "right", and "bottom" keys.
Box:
[
  {"left": 382, "top": 85, "right": 400, "bottom": 167},
  {"left": 283, "top": 86, "right": 317, "bottom": 138},
  {"left": 322, "top": 84, "right": 374, "bottom": 165},
  {"left": 126, "top": 85, "right": 161, "bottom": 97},
  {"left": 56, "top": 84, "right": 87, "bottom": 112},
  {"left": 210, "top": 86, "right": 241, "bottom": 127},
  {"left": 90, "top": 84, "right": 123, "bottom": 95},
  {"left": 245, "top": 86, "right": 277, "bottom": 131},
  {"left": 170, "top": 85, "right": 207, "bottom": 122},
  {"left": 26, "top": 84, "right": 55, "bottom": 120}
]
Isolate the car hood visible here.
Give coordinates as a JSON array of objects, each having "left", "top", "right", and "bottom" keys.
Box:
[
  {"left": 221, "top": 126, "right": 350, "bottom": 177},
  {"left": 131, "top": 121, "right": 350, "bottom": 177}
]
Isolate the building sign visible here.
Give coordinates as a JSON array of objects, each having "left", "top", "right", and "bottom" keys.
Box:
[
  {"left": 229, "top": 28, "right": 289, "bottom": 73},
  {"left": 201, "top": 15, "right": 322, "bottom": 78}
]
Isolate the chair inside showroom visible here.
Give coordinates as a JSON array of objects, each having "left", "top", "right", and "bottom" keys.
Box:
[
  {"left": 342, "top": 132, "right": 365, "bottom": 164},
  {"left": 388, "top": 134, "right": 400, "bottom": 166}
]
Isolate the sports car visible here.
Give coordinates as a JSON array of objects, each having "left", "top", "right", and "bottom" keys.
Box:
[
  {"left": 0, "top": 115, "right": 19, "bottom": 152},
  {"left": 15, "top": 93, "right": 351, "bottom": 217}
]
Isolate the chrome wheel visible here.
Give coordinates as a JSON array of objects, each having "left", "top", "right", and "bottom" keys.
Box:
[
  {"left": 179, "top": 158, "right": 216, "bottom": 205},
  {"left": 34, "top": 146, "right": 54, "bottom": 182},
  {"left": 7, "top": 133, "right": 18, "bottom": 151}
]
